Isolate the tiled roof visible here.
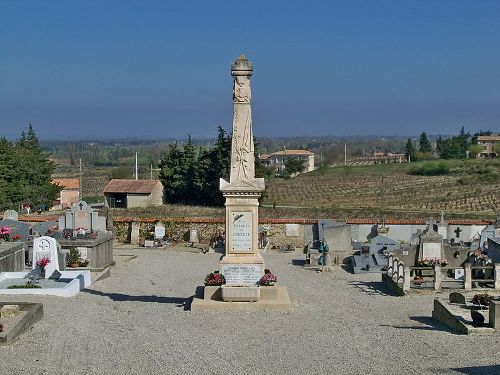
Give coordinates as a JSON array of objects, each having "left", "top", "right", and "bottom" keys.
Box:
[
  {"left": 478, "top": 135, "right": 500, "bottom": 141},
  {"left": 52, "top": 178, "right": 80, "bottom": 189},
  {"left": 103, "top": 179, "right": 161, "bottom": 194}
]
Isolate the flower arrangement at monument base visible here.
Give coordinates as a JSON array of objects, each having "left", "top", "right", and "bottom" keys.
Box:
[
  {"left": 204, "top": 271, "right": 226, "bottom": 286},
  {"left": 259, "top": 269, "right": 277, "bottom": 286}
]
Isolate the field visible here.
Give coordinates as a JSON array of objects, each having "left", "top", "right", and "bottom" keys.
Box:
[
  {"left": 53, "top": 158, "right": 499, "bottom": 221},
  {"left": 261, "top": 159, "right": 500, "bottom": 220}
]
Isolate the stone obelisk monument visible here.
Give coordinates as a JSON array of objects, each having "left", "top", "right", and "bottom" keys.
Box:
[{"left": 219, "top": 55, "right": 265, "bottom": 285}]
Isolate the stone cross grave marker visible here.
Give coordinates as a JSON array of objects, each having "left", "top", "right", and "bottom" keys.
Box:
[
  {"left": 2, "top": 210, "right": 18, "bottom": 221},
  {"left": 74, "top": 201, "right": 92, "bottom": 229},
  {"left": 32, "top": 236, "right": 60, "bottom": 278}
]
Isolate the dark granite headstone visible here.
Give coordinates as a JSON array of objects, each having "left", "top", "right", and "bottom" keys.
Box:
[
  {"left": 0, "top": 219, "right": 30, "bottom": 242},
  {"left": 449, "top": 292, "right": 466, "bottom": 304},
  {"left": 32, "top": 221, "right": 58, "bottom": 236}
]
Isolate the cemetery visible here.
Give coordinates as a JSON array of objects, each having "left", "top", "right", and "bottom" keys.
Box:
[{"left": 0, "top": 56, "right": 500, "bottom": 374}]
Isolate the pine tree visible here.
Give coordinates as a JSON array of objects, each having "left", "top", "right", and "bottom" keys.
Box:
[
  {"left": 158, "top": 142, "right": 184, "bottom": 203},
  {"left": 1, "top": 124, "right": 61, "bottom": 210},
  {"left": 404, "top": 138, "right": 416, "bottom": 161},
  {"left": 419, "top": 132, "right": 432, "bottom": 153}
]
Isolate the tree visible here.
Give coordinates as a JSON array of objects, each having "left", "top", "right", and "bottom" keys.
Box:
[
  {"left": 419, "top": 132, "right": 432, "bottom": 153},
  {"left": 158, "top": 142, "right": 185, "bottom": 202},
  {"left": 284, "top": 158, "right": 306, "bottom": 175},
  {"left": 404, "top": 138, "right": 416, "bottom": 161},
  {"left": 159, "top": 126, "right": 231, "bottom": 206},
  {"left": 0, "top": 124, "right": 61, "bottom": 210}
]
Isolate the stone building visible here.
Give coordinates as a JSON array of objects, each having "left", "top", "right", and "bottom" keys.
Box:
[
  {"left": 51, "top": 178, "right": 80, "bottom": 209},
  {"left": 103, "top": 179, "right": 163, "bottom": 208},
  {"left": 477, "top": 135, "right": 499, "bottom": 158},
  {"left": 259, "top": 149, "right": 315, "bottom": 173}
]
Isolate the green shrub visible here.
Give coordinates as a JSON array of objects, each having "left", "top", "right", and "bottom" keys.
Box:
[{"left": 407, "top": 162, "right": 450, "bottom": 176}]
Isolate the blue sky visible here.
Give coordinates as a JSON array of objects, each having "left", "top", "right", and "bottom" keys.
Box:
[{"left": 1, "top": 0, "right": 499, "bottom": 140}]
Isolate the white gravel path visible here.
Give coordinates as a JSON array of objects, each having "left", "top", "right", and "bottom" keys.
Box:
[{"left": 0, "top": 248, "right": 499, "bottom": 375}]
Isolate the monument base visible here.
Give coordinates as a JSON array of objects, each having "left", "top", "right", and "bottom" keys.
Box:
[{"left": 190, "top": 285, "right": 293, "bottom": 311}]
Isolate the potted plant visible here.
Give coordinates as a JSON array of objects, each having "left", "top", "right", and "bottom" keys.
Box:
[
  {"left": 472, "top": 293, "right": 492, "bottom": 307},
  {"left": 68, "top": 248, "right": 80, "bottom": 268}
]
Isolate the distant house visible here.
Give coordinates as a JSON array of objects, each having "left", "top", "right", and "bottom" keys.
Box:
[
  {"left": 52, "top": 178, "right": 80, "bottom": 210},
  {"left": 103, "top": 179, "right": 164, "bottom": 208},
  {"left": 477, "top": 135, "right": 499, "bottom": 158},
  {"left": 259, "top": 149, "right": 315, "bottom": 173}
]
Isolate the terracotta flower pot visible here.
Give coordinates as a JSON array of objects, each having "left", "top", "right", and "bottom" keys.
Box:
[{"left": 70, "top": 263, "right": 80, "bottom": 268}]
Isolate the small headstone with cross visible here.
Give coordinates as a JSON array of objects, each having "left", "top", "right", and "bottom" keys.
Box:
[{"left": 32, "top": 236, "right": 60, "bottom": 278}]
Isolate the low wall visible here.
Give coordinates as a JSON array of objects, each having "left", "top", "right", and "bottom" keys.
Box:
[
  {"left": 0, "top": 242, "right": 25, "bottom": 272},
  {"left": 59, "top": 233, "right": 114, "bottom": 269},
  {"left": 113, "top": 217, "right": 315, "bottom": 248}
]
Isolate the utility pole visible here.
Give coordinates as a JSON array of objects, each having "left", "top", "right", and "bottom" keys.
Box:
[
  {"left": 135, "top": 152, "right": 138, "bottom": 180},
  {"left": 344, "top": 142, "right": 347, "bottom": 166},
  {"left": 79, "top": 158, "right": 83, "bottom": 200}
]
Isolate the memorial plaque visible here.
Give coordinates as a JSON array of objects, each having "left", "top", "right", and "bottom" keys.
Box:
[
  {"left": 222, "top": 264, "right": 261, "bottom": 285},
  {"left": 422, "top": 243, "right": 442, "bottom": 259},
  {"left": 155, "top": 224, "right": 165, "bottom": 239},
  {"left": 231, "top": 212, "right": 252, "bottom": 252},
  {"left": 77, "top": 247, "right": 88, "bottom": 260}
]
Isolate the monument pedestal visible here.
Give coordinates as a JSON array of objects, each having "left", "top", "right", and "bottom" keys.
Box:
[{"left": 191, "top": 285, "right": 292, "bottom": 311}]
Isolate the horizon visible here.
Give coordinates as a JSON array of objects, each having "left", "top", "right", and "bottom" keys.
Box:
[{"left": 1, "top": 1, "right": 499, "bottom": 140}]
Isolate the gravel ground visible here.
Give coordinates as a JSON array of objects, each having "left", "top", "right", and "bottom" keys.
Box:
[{"left": 1, "top": 248, "right": 499, "bottom": 375}]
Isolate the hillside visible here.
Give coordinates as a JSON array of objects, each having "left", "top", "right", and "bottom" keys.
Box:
[{"left": 261, "top": 159, "right": 500, "bottom": 220}]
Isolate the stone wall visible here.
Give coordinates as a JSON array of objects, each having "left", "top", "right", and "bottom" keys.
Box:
[
  {"left": 113, "top": 217, "right": 314, "bottom": 248},
  {"left": 0, "top": 242, "right": 25, "bottom": 272}
]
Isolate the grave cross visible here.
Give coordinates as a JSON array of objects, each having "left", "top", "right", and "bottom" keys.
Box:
[
  {"left": 79, "top": 202, "right": 84, "bottom": 210},
  {"left": 38, "top": 239, "right": 50, "bottom": 251},
  {"left": 454, "top": 227, "right": 462, "bottom": 238}
]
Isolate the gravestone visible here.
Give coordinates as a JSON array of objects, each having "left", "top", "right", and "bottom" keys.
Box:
[
  {"left": 32, "top": 236, "right": 60, "bottom": 278},
  {"left": 189, "top": 228, "right": 199, "bottom": 244},
  {"left": 449, "top": 292, "right": 466, "bottom": 304},
  {"left": 74, "top": 202, "right": 91, "bottom": 229},
  {"left": 58, "top": 201, "right": 106, "bottom": 233},
  {"left": 155, "top": 223, "right": 165, "bottom": 239},
  {"left": 3, "top": 210, "right": 18, "bottom": 221},
  {"left": 0, "top": 218, "right": 30, "bottom": 242},
  {"left": 418, "top": 230, "right": 443, "bottom": 260},
  {"left": 32, "top": 221, "right": 58, "bottom": 237}
]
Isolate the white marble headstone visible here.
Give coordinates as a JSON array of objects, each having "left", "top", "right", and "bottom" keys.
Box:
[
  {"left": 3, "top": 210, "right": 18, "bottom": 221},
  {"left": 32, "top": 236, "right": 60, "bottom": 278},
  {"left": 155, "top": 223, "right": 165, "bottom": 239}
]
